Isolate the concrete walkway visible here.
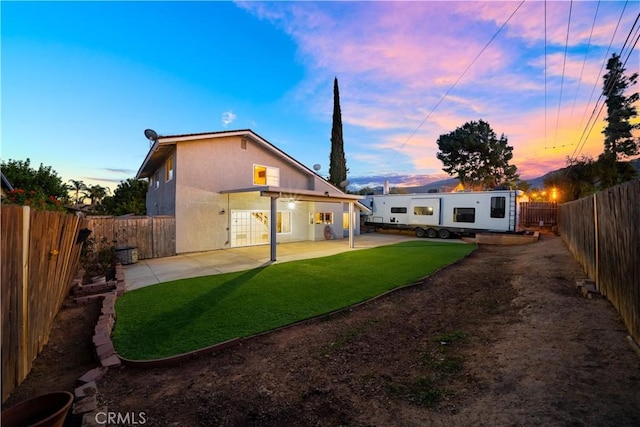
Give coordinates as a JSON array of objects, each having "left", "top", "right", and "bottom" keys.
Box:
[{"left": 123, "top": 232, "right": 466, "bottom": 290}]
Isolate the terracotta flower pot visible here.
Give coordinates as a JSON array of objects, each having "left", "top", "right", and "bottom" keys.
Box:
[{"left": 2, "top": 391, "right": 74, "bottom": 427}]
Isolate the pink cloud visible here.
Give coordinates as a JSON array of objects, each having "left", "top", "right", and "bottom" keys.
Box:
[{"left": 239, "top": 1, "right": 635, "bottom": 180}]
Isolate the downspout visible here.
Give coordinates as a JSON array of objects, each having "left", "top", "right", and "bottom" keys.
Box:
[
  {"left": 513, "top": 191, "right": 518, "bottom": 232},
  {"left": 270, "top": 196, "right": 278, "bottom": 262},
  {"left": 349, "top": 202, "right": 354, "bottom": 249}
]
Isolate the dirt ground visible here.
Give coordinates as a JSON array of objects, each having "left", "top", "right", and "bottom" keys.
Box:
[{"left": 4, "top": 233, "right": 640, "bottom": 426}]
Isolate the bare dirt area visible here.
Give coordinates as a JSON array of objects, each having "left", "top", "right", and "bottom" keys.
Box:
[
  {"left": 2, "top": 300, "right": 101, "bottom": 407},
  {"left": 5, "top": 233, "right": 640, "bottom": 426}
]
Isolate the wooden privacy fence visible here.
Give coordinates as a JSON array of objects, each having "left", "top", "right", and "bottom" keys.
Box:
[
  {"left": 558, "top": 178, "right": 640, "bottom": 344},
  {"left": 520, "top": 202, "right": 558, "bottom": 227},
  {"left": 85, "top": 216, "right": 175, "bottom": 259},
  {"left": 1, "top": 205, "right": 87, "bottom": 402}
]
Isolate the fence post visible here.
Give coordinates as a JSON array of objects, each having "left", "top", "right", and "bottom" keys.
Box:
[
  {"left": 19, "top": 206, "right": 30, "bottom": 381},
  {"left": 593, "top": 194, "right": 599, "bottom": 289}
]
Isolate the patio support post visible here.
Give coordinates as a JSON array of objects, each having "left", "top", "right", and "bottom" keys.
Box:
[
  {"left": 270, "top": 196, "right": 278, "bottom": 261},
  {"left": 349, "top": 201, "right": 354, "bottom": 249}
]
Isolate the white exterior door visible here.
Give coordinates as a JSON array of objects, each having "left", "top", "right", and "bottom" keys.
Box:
[{"left": 230, "top": 210, "right": 270, "bottom": 247}]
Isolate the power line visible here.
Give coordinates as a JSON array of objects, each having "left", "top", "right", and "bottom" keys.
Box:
[
  {"left": 572, "top": 4, "right": 636, "bottom": 161},
  {"left": 551, "top": 0, "right": 573, "bottom": 149},
  {"left": 391, "top": 0, "right": 526, "bottom": 159},
  {"left": 544, "top": 0, "right": 548, "bottom": 149},
  {"left": 618, "top": 10, "right": 640, "bottom": 58},
  {"left": 569, "top": 1, "right": 600, "bottom": 129}
]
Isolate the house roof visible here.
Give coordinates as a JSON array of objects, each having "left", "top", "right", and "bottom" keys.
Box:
[{"left": 135, "top": 129, "right": 352, "bottom": 197}]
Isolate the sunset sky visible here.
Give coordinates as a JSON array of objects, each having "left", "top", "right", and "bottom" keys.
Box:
[{"left": 2, "top": 1, "right": 639, "bottom": 191}]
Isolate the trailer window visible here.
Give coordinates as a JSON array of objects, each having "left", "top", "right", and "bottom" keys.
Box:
[
  {"left": 453, "top": 208, "right": 475, "bottom": 223},
  {"left": 391, "top": 207, "right": 407, "bottom": 214},
  {"left": 491, "top": 197, "right": 506, "bottom": 218},
  {"left": 414, "top": 206, "right": 434, "bottom": 216}
]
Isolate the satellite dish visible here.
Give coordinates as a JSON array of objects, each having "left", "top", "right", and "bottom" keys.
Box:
[
  {"left": 313, "top": 164, "right": 321, "bottom": 171},
  {"left": 144, "top": 129, "right": 158, "bottom": 145},
  {"left": 340, "top": 179, "right": 350, "bottom": 188}
]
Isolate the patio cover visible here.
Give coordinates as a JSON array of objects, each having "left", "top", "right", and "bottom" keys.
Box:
[{"left": 220, "top": 186, "right": 370, "bottom": 261}]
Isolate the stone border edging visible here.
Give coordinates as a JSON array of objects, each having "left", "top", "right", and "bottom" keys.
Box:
[
  {"left": 71, "top": 264, "right": 126, "bottom": 425},
  {"left": 114, "top": 245, "right": 478, "bottom": 368}
]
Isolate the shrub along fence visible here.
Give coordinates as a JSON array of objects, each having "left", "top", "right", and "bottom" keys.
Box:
[
  {"left": 1, "top": 205, "right": 88, "bottom": 402},
  {"left": 85, "top": 216, "right": 175, "bottom": 259},
  {"left": 558, "top": 178, "right": 640, "bottom": 344}
]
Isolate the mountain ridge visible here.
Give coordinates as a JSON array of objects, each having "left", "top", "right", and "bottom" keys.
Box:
[{"left": 350, "top": 158, "right": 640, "bottom": 194}]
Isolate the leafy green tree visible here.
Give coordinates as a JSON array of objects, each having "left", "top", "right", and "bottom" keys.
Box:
[
  {"left": 1, "top": 158, "right": 69, "bottom": 201},
  {"left": 514, "top": 179, "right": 531, "bottom": 193},
  {"left": 389, "top": 187, "right": 409, "bottom": 194},
  {"left": 100, "top": 178, "right": 147, "bottom": 215},
  {"left": 329, "top": 77, "right": 348, "bottom": 188},
  {"left": 595, "top": 152, "right": 638, "bottom": 189},
  {"left": 355, "top": 186, "right": 376, "bottom": 195},
  {"left": 84, "top": 184, "right": 110, "bottom": 206},
  {"left": 436, "top": 120, "right": 518, "bottom": 189},
  {"left": 544, "top": 156, "right": 599, "bottom": 202},
  {"left": 602, "top": 53, "right": 639, "bottom": 158},
  {"left": 68, "top": 179, "right": 87, "bottom": 205}
]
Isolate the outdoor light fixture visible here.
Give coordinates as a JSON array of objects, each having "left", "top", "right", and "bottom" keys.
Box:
[{"left": 287, "top": 200, "right": 296, "bottom": 210}]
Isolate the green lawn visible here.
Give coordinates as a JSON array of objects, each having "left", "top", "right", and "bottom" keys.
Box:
[{"left": 113, "top": 241, "right": 475, "bottom": 360}]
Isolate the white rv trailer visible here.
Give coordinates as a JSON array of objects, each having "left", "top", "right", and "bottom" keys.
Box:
[{"left": 362, "top": 190, "right": 526, "bottom": 238}]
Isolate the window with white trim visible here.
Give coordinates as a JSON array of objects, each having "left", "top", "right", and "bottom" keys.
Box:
[
  {"left": 253, "top": 164, "right": 279, "bottom": 186},
  {"left": 277, "top": 211, "right": 292, "bottom": 234},
  {"left": 312, "top": 212, "right": 333, "bottom": 224},
  {"left": 165, "top": 156, "right": 174, "bottom": 182}
]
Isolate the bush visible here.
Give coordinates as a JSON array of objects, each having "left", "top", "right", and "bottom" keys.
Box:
[
  {"left": 2, "top": 189, "right": 66, "bottom": 211},
  {"left": 80, "top": 237, "right": 117, "bottom": 283}
]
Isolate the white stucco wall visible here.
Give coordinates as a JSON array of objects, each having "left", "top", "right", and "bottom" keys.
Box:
[{"left": 172, "top": 135, "right": 355, "bottom": 253}]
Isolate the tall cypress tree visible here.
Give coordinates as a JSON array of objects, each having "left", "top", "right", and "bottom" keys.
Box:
[
  {"left": 602, "top": 53, "right": 640, "bottom": 158},
  {"left": 329, "top": 77, "right": 348, "bottom": 188}
]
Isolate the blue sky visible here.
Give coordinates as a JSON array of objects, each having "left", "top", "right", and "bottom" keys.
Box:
[{"left": 2, "top": 1, "right": 639, "bottom": 192}]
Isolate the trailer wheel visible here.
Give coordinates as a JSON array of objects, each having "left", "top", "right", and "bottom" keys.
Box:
[
  {"left": 438, "top": 228, "right": 451, "bottom": 239},
  {"left": 415, "top": 228, "right": 426, "bottom": 238},
  {"left": 426, "top": 228, "right": 438, "bottom": 238}
]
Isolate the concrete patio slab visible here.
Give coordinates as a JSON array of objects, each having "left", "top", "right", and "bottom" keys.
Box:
[{"left": 123, "top": 232, "right": 467, "bottom": 290}]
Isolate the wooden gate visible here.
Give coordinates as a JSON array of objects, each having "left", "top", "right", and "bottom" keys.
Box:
[{"left": 520, "top": 202, "right": 558, "bottom": 227}]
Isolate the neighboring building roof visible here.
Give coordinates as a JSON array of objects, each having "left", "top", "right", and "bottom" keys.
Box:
[{"left": 135, "top": 128, "right": 350, "bottom": 195}]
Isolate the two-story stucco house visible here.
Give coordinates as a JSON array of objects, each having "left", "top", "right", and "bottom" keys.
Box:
[{"left": 135, "top": 129, "right": 366, "bottom": 259}]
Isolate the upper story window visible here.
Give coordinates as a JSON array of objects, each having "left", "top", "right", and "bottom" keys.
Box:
[
  {"left": 391, "top": 207, "right": 407, "bottom": 214},
  {"left": 165, "top": 156, "right": 174, "bottom": 182},
  {"left": 253, "top": 164, "right": 279, "bottom": 186}
]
